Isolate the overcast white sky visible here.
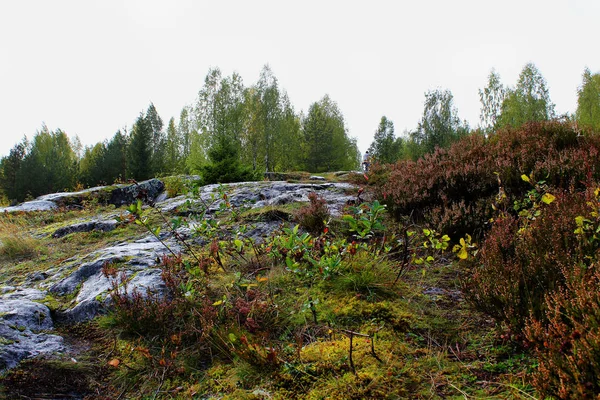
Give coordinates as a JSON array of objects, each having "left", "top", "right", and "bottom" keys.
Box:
[{"left": 1, "top": 0, "right": 599, "bottom": 158}]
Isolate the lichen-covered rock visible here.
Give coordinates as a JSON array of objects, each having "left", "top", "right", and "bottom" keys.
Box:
[
  {"left": 0, "top": 178, "right": 359, "bottom": 371},
  {"left": 109, "top": 178, "right": 165, "bottom": 206},
  {"left": 0, "top": 200, "right": 57, "bottom": 213},
  {"left": 0, "top": 296, "right": 64, "bottom": 372},
  {"left": 158, "top": 181, "right": 356, "bottom": 217},
  {"left": 52, "top": 219, "right": 118, "bottom": 238},
  {"left": 49, "top": 236, "right": 179, "bottom": 296}
]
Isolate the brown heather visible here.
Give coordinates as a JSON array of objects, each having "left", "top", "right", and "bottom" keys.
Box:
[
  {"left": 526, "top": 266, "right": 600, "bottom": 399},
  {"left": 464, "top": 189, "right": 590, "bottom": 333},
  {"left": 294, "top": 192, "right": 331, "bottom": 235},
  {"left": 377, "top": 121, "right": 600, "bottom": 238}
]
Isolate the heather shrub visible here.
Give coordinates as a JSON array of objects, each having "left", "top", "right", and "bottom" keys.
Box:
[
  {"left": 525, "top": 266, "right": 600, "bottom": 399},
  {"left": 522, "top": 188, "right": 600, "bottom": 398},
  {"left": 378, "top": 122, "right": 600, "bottom": 238},
  {"left": 294, "top": 192, "right": 330, "bottom": 235},
  {"left": 464, "top": 188, "right": 591, "bottom": 334},
  {"left": 107, "top": 255, "right": 217, "bottom": 346}
]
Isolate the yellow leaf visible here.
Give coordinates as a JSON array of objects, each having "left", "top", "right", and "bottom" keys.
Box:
[
  {"left": 256, "top": 276, "right": 269, "bottom": 282},
  {"left": 212, "top": 300, "right": 223, "bottom": 306},
  {"left": 457, "top": 247, "right": 468, "bottom": 260},
  {"left": 541, "top": 193, "right": 556, "bottom": 204},
  {"left": 521, "top": 174, "right": 530, "bottom": 183}
]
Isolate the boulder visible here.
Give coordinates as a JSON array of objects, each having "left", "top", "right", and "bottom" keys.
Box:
[{"left": 109, "top": 179, "right": 165, "bottom": 206}]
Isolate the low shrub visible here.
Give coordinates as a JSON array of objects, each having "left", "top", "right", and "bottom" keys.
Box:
[
  {"left": 525, "top": 265, "right": 600, "bottom": 399},
  {"left": 464, "top": 188, "right": 591, "bottom": 334},
  {"left": 377, "top": 122, "right": 600, "bottom": 238},
  {"left": 162, "top": 175, "right": 188, "bottom": 197},
  {"left": 107, "top": 255, "right": 216, "bottom": 345},
  {"left": 294, "top": 192, "right": 330, "bottom": 235}
]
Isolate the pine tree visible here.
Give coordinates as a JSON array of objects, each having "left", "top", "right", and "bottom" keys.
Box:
[
  {"left": 0, "top": 138, "right": 27, "bottom": 203},
  {"left": 368, "top": 116, "right": 401, "bottom": 164},
  {"left": 128, "top": 114, "right": 153, "bottom": 181}
]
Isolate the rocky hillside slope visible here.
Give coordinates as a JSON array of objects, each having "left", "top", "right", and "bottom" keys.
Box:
[{"left": 0, "top": 176, "right": 358, "bottom": 372}]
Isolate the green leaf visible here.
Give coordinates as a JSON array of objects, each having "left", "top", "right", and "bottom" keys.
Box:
[
  {"left": 423, "top": 229, "right": 431, "bottom": 237},
  {"left": 228, "top": 333, "right": 237, "bottom": 343},
  {"left": 234, "top": 239, "right": 243, "bottom": 251},
  {"left": 426, "top": 256, "right": 435, "bottom": 262}
]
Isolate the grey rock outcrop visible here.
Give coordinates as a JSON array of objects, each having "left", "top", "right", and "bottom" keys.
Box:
[
  {"left": 0, "top": 200, "right": 58, "bottom": 213},
  {"left": 52, "top": 219, "right": 118, "bottom": 238},
  {"left": 0, "top": 179, "right": 166, "bottom": 213},
  {"left": 158, "top": 181, "right": 356, "bottom": 217},
  {"left": 0, "top": 177, "right": 359, "bottom": 371},
  {"left": 109, "top": 178, "right": 165, "bottom": 206},
  {"left": 48, "top": 236, "right": 178, "bottom": 323},
  {"left": 0, "top": 293, "right": 64, "bottom": 371}
]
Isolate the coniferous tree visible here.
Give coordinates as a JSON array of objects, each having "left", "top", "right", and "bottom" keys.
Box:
[
  {"left": 128, "top": 114, "right": 153, "bottom": 181},
  {"left": 78, "top": 142, "right": 107, "bottom": 187},
  {"left": 368, "top": 116, "right": 402, "bottom": 164},
  {"left": 303, "top": 95, "right": 358, "bottom": 172},
  {"left": 200, "top": 134, "right": 256, "bottom": 184},
  {"left": 104, "top": 130, "right": 128, "bottom": 183},
  {"left": 165, "top": 117, "right": 180, "bottom": 173},
  {"left": 146, "top": 103, "right": 166, "bottom": 175},
  {"left": 0, "top": 138, "right": 27, "bottom": 204}
]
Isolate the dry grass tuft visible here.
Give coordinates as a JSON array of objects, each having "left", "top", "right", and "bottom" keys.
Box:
[{"left": 0, "top": 218, "right": 41, "bottom": 260}]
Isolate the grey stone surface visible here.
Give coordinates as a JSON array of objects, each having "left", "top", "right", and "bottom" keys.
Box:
[
  {"left": 0, "top": 200, "right": 57, "bottom": 213},
  {"left": 0, "top": 299, "right": 53, "bottom": 331},
  {"left": 109, "top": 178, "right": 165, "bottom": 206},
  {"left": 0, "top": 178, "right": 359, "bottom": 371},
  {"left": 49, "top": 236, "right": 179, "bottom": 296},
  {"left": 158, "top": 181, "right": 356, "bottom": 217},
  {"left": 0, "top": 297, "right": 64, "bottom": 371},
  {"left": 0, "top": 323, "right": 64, "bottom": 371},
  {"left": 1, "top": 288, "right": 46, "bottom": 301},
  {"left": 37, "top": 186, "right": 113, "bottom": 204},
  {"left": 52, "top": 219, "right": 118, "bottom": 238},
  {"left": 0, "top": 179, "right": 166, "bottom": 214}
]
